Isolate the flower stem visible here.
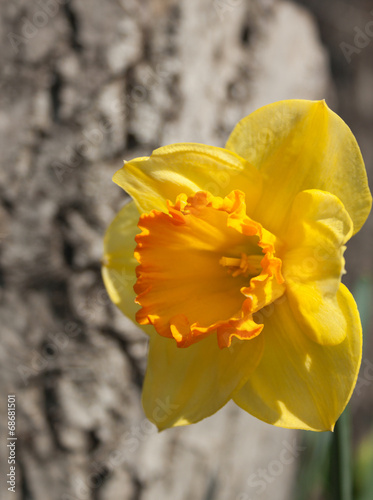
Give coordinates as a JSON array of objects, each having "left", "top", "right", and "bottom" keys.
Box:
[{"left": 330, "top": 407, "right": 352, "bottom": 500}]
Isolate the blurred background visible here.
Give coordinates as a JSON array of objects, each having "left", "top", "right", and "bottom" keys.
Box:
[{"left": 0, "top": 0, "right": 372, "bottom": 499}]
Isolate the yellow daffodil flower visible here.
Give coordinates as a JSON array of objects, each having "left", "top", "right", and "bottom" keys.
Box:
[{"left": 102, "top": 100, "right": 372, "bottom": 432}]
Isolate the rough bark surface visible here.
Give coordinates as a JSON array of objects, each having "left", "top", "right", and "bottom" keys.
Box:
[{"left": 1, "top": 1, "right": 370, "bottom": 500}]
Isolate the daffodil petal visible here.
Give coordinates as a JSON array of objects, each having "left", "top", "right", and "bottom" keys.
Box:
[
  {"left": 283, "top": 189, "right": 353, "bottom": 345},
  {"left": 142, "top": 333, "right": 264, "bottom": 430},
  {"left": 225, "top": 99, "right": 372, "bottom": 235},
  {"left": 113, "top": 143, "right": 263, "bottom": 215},
  {"left": 102, "top": 201, "right": 141, "bottom": 325},
  {"left": 234, "top": 284, "right": 362, "bottom": 431}
]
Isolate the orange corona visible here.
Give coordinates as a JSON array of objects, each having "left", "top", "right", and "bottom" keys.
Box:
[{"left": 134, "top": 190, "right": 285, "bottom": 348}]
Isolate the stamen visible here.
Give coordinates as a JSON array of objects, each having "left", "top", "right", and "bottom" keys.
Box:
[{"left": 219, "top": 253, "right": 263, "bottom": 278}]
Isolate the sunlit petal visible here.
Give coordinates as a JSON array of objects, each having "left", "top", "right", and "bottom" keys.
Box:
[
  {"left": 283, "top": 189, "right": 353, "bottom": 345},
  {"left": 234, "top": 284, "right": 362, "bottom": 431},
  {"left": 113, "top": 143, "right": 263, "bottom": 215},
  {"left": 226, "top": 99, "right": 372, "bottom": 235},
  {"left": 102, "top": 201, "right": 141, "bottom": 326},
  {"left": 143, "top": 332, "right": 264, "bottom": 430}
]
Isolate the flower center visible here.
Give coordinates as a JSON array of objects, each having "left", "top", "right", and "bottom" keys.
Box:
[
  {"left": 219, "top": 254, "right": 263, "bottom": 278},
  {"left": 134, "top": 190, "right": 285, "bottom": 349}
]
